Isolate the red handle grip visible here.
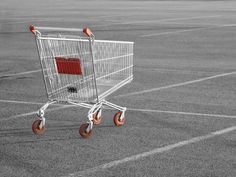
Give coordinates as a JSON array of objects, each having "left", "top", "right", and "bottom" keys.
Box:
[
  {"left": 29, "top": 25, "right": 37, "bottom": 35},
  {"left": 83, "top": 28, "right": 94, "bottom": 37}
]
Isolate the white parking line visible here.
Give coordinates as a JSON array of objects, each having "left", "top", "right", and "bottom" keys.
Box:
[
  {"left": 127, "top": 108, "right": 236, "bottom": 119},
  {"left": 135, "top": 67, "right": 220, "bottom": 75},
  {"left": 113, "top": 71, "right": 236, "bottom": 98},
  {"left": 141, "top": 27, "right": 211, "bottom": 37},
  {"left": 1, "top": 99, "right": 236, "bottom": 121},
  {"left": 156, "top": 21, "right": 236, "bottom": 28},
  {"left": 0, "top": 105, "right": 75, "bottom": 122},
  {"left": 92, "top": 14, "right": 134, "bottom": 19},
  {"left": 93, "top": 15, "right": 221, "bottom": 27},
  {"left": 0, "top": 69, "right": 41, "bottom": 78},
  {"left": 141, "top": 24, "right": 236, "bottom": 37},
  {"left": 1, "top": 71, "right": 236, "bottom": 122},
  {"left": 63, "top": 125, "right": 236, "bottom": 177},
  {"left": 0, "top": 99, "right": 43, "bottom": 105}
]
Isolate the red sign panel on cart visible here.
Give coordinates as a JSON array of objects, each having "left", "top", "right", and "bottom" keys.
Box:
[{"left": 55, "top": 57, "right": 82, "bottom": 75}]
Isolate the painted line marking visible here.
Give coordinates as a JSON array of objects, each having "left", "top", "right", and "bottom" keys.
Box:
[
  {"left": 0, "top": 99, "right": 43, "bottom": 105},
  {"left": 93, "top": 15, "right": 221, "bottom": 27},
  {"left": 113, "top": 71, "right": 236, "bottom": 98},
  {"left": 141, "top": 27, "right": 210, "bottom": 37},
  {"left": 63, "top": 125, "right": 236, "bottom": 177},
  {"left": 0, "top": 105, "right": 75, "bottom": 122},
  {"left": 156, "top": 21, "right": 236, "bottom": 28},
  {"left": 0, "top": 69, "right": 41, "bottom": 78},
  {"left": 141, "top": 24, "right": 236, "bottom": 37},
  {"left": 92, "top": 14, "right": 135, "bottom": 19},
  {"left": 1, "top": 70, "right": 236, "bottom": 121},
  {"left": 135, "top": 67, "right": 221, "bottom": 74},
  {"left": 127, "top": 108, "right": 236, "bottom": 119},
  {"left": 2, "top": 18, "right": 47, "bottom": 25},
  {"left": 1, "top": 99, "right": 236, "bottom": 121},
  {"left": 0, "top": 17, "right": 112, "bottom": 25}
]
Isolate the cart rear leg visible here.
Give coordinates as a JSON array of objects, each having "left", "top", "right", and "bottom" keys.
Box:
[
  {"left": 102, "top": 100, "right": 126, "bottom": 126},
  {"left": 113, "top": 111, "right": 125, "bottom": 126}
]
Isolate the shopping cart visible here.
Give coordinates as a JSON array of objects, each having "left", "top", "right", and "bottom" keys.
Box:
[{"left": 29, "top": 25, "right": 134, "bottom": 138}]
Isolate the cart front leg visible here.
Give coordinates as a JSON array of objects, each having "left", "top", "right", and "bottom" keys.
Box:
[{"left": 32, "top": 100, "right": 57, "bottom": 135}]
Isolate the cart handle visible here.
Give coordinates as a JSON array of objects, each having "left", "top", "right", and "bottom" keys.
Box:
[{"left": 29, "top": 25, "right": 94, "bottom": 37}]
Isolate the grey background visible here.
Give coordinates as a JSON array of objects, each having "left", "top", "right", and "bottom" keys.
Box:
[{"left": 0, "top": 0, "right": 236, "bottom": 177}]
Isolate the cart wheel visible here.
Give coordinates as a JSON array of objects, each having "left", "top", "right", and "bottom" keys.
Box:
[
  {"left": 92, "top": 110, "right": 102, "bottom": 125},
  {"left": 32, "top": 119, "right": 45, "bottom": 135},
  {"left": 79, "top": 123, "right": 93, "bottom": 138},
  {"left": 113, "top": 111, "right": 125, "bottom": 127}
]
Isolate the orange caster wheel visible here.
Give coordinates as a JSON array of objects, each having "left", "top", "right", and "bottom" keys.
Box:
[
  {"left": 92, "top": 109, "right": 102, "bottom": 125},
  {"left": 32, "top": 119, "right": 45, "bottom": 135},
  {"left": 113, "top": 111, "right": 125, "bottom": 127},
  {"left": 79, "top": 123, "right": 93, "bottom": 138}
]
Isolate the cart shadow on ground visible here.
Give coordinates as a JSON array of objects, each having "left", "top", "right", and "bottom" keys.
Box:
[{"left": 0, "top": 124, "right": 115, "bottom": 145}]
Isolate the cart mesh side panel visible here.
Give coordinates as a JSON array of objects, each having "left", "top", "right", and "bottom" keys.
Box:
[
  {"left": 93, "top": 41, "right": 133, "bottom": 99},
  {"left": 36, "top": 38, "right": 97, "bottom": 102}
]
